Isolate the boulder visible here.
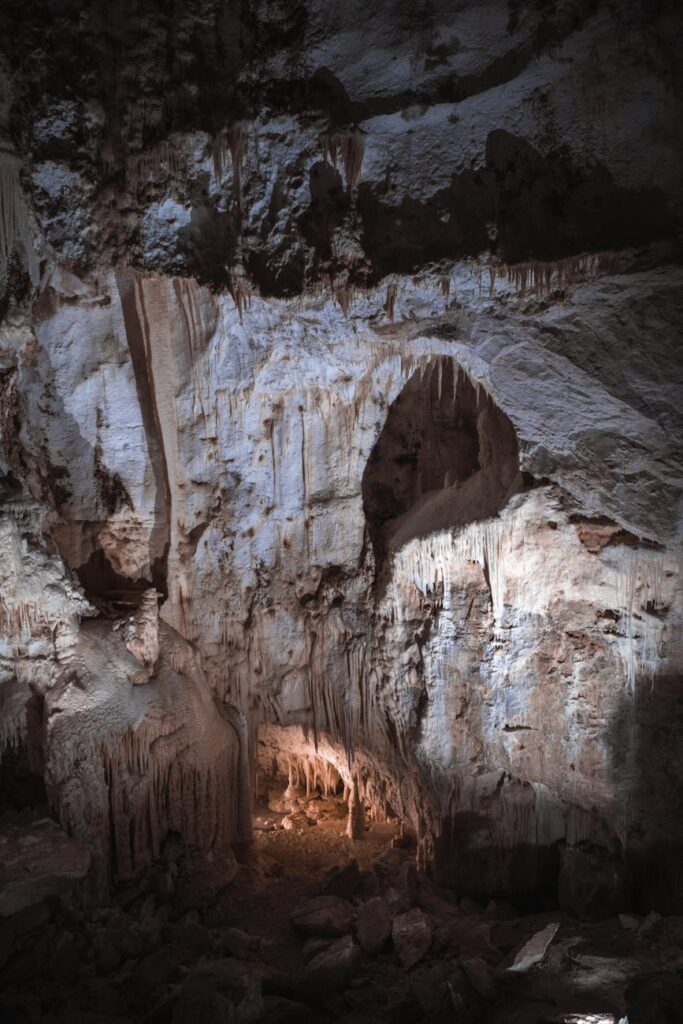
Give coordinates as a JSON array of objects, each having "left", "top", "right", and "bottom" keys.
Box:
[
  {"left": 0, "top": 815, "right": 90, "bottom": 917},
  {"left": 183, "top": 958, "right": 265, "bottom": 1022},
  {"left": 305, "top": 797, "right": 347, "bottom": 821},
  {"left": 506, "top": 922, "right": 560, "bottom": 974},
  {"left": 392, "top": 908, "right": 433, "bottom": 969},
  {"left": 164, "top": 920, "right": 213, "bottom": 956},
  {"left": 219, "top": 926, "right": 258, "bottom": 959},
  {"left": 355, "top": 896, "right": 393, "bottom": 954},
  {"left": 302, "top": 935, "right": 361, "bottom": 996},
  {"left": 485, "top": 900, "right": 517, "bottom": 921},
  {"left": 34, "top": 1016, "right": 133, "bottom": 1024},
  {"left": 619, "top": 913, "right": 641, "bottom": 930},
  {"left": 302, "top": 936, "right": 335, "bottom": 962},
  {"left": 173, "top": 848, "right": 238, "bottom": 913},
  {"left": 358, "top": 870, "right": 381, "bottom": 899},
  {"left": 0, "top": 900, "right": 50, "bottom": 970},
  {"left": 262, "top": 996, "right": 320, "bottom": 1023},
  {"left": 170, "top": 982, "right": 234, "bottom": 1024},
  {"left": 410, "top": 962, "right": 460, "bottom": 1016},
  {"left": 77, "top": 977, "right": 129, "bottom": 1017},
  {"left": 290, "top": 895, "right": 354, "bottom": 937},
  {"left": 48, "top": 929, "right": 81, "bottom": 984},
  {"left": 397, "top": 861, "right": 419, "bottom": 904},
  {"left": 625, "top": 971, "right": 683, "bottom": 1024},
  {"left": 460, "top": 956, "right": 498, "bottom": 1000},
  {"left": 282, "top": 812, "right": 315, "bottom": 831},
  {"left": 640, "top": 910, "right": 664, "bottom": 939},
  {"left": 418, "top": 881, "right": 461, "bottom": 922},
  {"left": 323, "top": 859, "right": 361, "bottom": 899},
  {"left": 132, "top": 943, "right": 189, "bottom": 988}
]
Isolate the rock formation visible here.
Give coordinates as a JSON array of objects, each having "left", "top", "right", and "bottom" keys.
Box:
[{"left": 0, "top": 0, "right": 682, "bottom": 1019}]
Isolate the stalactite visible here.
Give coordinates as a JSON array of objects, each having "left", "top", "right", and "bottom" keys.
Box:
[
  {"left": 320, "top": 130, "right": 364, "bottom": 191},
  {"left": 614, "top": 547, "right": 667, "bottom": 691},
  {"left": 0, "top": 144, "right": 35, "bottom": 281},
  {"left": 228, "top": 122, "right": 248, "bottom": 192},
  {"left": 389, "top": 517, "right": 508, "bottom": 624},
  {"left": 48, "top": 680, "right": 240, "bottom": 898},
  {"left": 384, "top": 280, "right": 397, "bottom": 321},
  {"left": 227, "top": 267, "right": 251, "bottom": 323},
  {"left": 126, "top": 140, "right": 186, "bottom": 194},
  {"left": 333, "top": 281, "right": 354, "bottom": 318},
  {"left": 0, "top": 146, "right": 23, "bottom": 271},
  {"left": 213, "top": 123, "right": 248, "bottom": 196},
  {"left": 504, "top": 253, "right": 600, "bottom": 298}
]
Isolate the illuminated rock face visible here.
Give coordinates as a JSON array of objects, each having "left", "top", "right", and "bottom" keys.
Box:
[{"left": 0, "top": 0, "right": 682, "bottom": 909}]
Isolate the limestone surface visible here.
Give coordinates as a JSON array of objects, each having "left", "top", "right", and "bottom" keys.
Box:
[{"left": 0, "top": 0, "right": 681, "bottom": 926}]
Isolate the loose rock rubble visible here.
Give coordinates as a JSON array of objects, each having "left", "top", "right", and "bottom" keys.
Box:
[{"left": 1, "top": 819, "right": 681, "bottom": 1022}]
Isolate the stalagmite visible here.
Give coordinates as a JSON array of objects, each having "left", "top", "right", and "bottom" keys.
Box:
[
  {"left": 123, "top": 588, "right": 160, "bottom": 681},
  {"left": 346, "top": 778, "right": 365, "bottom": 840}
]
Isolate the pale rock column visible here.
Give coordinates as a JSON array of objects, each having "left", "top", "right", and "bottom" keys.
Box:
[
  {"left": 346, "top": 778, "right": 365, "bottom": 840},
  {"left": 124, "top": 589, "right": 160, "bottom": 683}
]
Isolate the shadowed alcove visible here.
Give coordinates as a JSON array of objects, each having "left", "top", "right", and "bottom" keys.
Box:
[{"left": 362, "top": 357, "right": 523, "bottom": 566}]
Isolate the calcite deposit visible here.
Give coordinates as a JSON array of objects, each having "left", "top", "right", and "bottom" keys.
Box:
[{"left": 0, "top": 0, "right": 682, "bottom": 1020}]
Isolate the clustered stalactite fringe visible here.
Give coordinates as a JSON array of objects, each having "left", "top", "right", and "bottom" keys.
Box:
[
  {"left": 0, "top": 144, "right": 36, "bottom": 282},
  {"left": 227, "top": 266, "right": 251, "bottom": 322},
  {"left": 320, "top": 130, "right": 364, "bottom": 193},
  {"left": 0, "top": 147, "right": 22, "bottom": 269},
  {"left": 212, "top": 122, "right": 248, "bottom": 207},
  {"left": 479, "top": 251, "right": 622, "bottom": 300},
  {"left": 384, "top": 280, "right": 397, "bottom": 320},
  {"left": 41, "top": 639, "right": 243, "bottom": 900},
  {"left": 94, "top": 736, "right": 238, "bottom": 888},
  {"left": 258, "top": 726, "right": 407, "bottom": 832},
  {"left": 126, "top": 140, "right": 187, "bottom": 195},
  {"left": 614, "top": 547, "right": 667, "bottom": 692}
]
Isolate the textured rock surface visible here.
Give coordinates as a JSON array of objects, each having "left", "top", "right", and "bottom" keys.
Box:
[
  {"left": 0, "top": 814, "right": 90, "bottom": 916},
  {"left": 507, "top": 921, "right": 560, "bottom": 973},
  {"left": 290, "top": 895, "right": 354, "bottom": 937},
  {"left": 355, "top": 895, "right": 393, "bottom": 954},
  {"left": 301, "top": 934, "right": 361, "bottom": 996},
  {"left": 0, "top": 0, "right": 681, "bottom": 923},
  {"left": 392, "top": 908, "right": 433, "bottom": 969}
]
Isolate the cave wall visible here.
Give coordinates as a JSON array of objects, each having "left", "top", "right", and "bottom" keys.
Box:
[{"left": 0, "top": 0, "right": 681, "bottom": 907}]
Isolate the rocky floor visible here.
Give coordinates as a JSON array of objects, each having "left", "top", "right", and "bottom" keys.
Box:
[{"left": 1, "top": 797, "right": 683, "bottom": 1022}]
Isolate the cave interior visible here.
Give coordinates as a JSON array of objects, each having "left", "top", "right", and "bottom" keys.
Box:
[{"left": 0, "top": 1, "right": 682, "bottom": 1023}]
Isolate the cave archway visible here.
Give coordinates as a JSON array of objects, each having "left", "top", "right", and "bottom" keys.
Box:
[
  {"left": 362, "top": 357, "right": 523, "bottom": 564},
  {"left": 253, "top": 724, "right": 403, "bottom": 874}
]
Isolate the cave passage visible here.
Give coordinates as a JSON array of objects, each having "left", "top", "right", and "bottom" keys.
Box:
[
  {"left": 362, "top": 357, "right": 523, "bottom": 566},
  {"left": 254, "top": 724, "right": 401, "bottom": 876}
]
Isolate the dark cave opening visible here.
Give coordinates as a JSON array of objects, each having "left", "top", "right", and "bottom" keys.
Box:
[
  {"left": 0, "top": 744, "right": 47, "bottom": 814},
  {"left": 0, "top": 692, "right": 47, "bottom": 814},
  {"left": 362, "top": 358, "right": 523, "bottom": 566}
]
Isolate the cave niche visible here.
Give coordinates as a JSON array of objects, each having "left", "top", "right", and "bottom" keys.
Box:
[
  {"left": 254, "top": 724, "right": 404, "bottom": 863},
  {"left": 362, "top": 357, "right": 523, "bottom": 564}
]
